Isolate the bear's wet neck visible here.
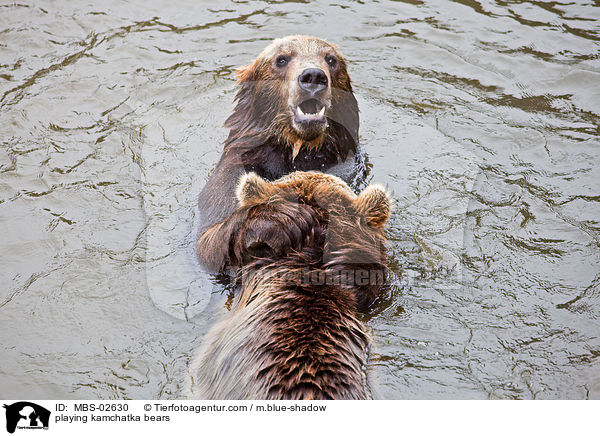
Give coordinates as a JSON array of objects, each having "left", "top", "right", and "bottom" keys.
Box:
[{"left": 228, "top": 120, "right": 357, "bottom": 182}]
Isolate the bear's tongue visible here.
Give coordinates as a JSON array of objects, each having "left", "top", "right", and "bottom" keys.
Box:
[{"left": 298, "top": 99, "right": 325, "bottom": 117}]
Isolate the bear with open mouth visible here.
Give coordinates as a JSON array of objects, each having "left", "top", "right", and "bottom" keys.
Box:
[
  {"left": 188, "top": 171, "right": 391, "bottom": 400},
  {"left": 198, "top": 35, "right": 360, "bottom": 233}
]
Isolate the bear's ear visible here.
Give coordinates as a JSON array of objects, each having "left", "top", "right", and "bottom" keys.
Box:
[
  {"left": 355, "top": 184, "right": 392, "bottom": 229},
  {"left": 236, "top": 172, "right": 274, "bottom": 205},
  {"left": 235, "top": 59, "right": 259, "bottom": 83}
]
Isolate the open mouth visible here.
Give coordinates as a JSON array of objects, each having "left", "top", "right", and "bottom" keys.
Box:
[{"left": 291, "top": 99, "right": 326, "bottom": 124}]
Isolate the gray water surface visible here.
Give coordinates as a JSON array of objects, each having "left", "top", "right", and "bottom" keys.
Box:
[{"left": 1, "top": 0, "right": 599, "bottom": 399}]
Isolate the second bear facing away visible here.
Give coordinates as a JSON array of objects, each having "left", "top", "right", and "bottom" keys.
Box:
[
  {"left": 198, "top": 35, "right": 360, "bottom": 232},
  {"left": 188, "top": 171, "right": 392, "bottom": 400}
]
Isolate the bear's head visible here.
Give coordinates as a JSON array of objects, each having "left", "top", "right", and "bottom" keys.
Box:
[
  {"left": 224, "top": 36, "right": 359, "bottom": 159},
  {"left": 198, "top": 171, "right": 392, "bottom": 309}
]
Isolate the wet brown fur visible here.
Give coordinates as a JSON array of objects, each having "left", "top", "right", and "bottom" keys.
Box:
[
  {"left": 197, "top": 36, "right": 359, "bottom": 231},
  {"left": 188, "top": 171, "right": 391, "bottom": 400}
]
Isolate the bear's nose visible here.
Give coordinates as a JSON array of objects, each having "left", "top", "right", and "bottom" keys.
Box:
[{"left": 298, "top": 68, "right": 328, "bottom": 95}]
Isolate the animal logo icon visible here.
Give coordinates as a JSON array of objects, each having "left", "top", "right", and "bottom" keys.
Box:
[{"left": 3, "top": 402, "right": 50, "bottom": 433}]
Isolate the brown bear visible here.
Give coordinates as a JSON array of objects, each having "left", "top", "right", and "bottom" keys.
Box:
[
  {"left": 198, "top": 35, "right": 359, "bottom": 231},
  {"left": 187, "top": 171, "right": 392, "bottom": 400}
]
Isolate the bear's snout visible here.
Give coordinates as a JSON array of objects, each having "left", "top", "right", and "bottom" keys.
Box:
[{"left": 298, "top": 68, "right": 328, "bottom": 95}]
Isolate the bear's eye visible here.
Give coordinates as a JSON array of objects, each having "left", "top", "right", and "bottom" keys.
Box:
[
  {"left": 325, "top": 55, "right": 337, "bottom": 68},
  {"left": 276, "top": 55, "right": 290, "bottom": 67}
]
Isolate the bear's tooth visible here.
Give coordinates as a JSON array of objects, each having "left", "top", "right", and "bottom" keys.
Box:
[
  {"left": 297, "top": 106, "right": 305, "bottom": 117},
  {"left": 318, "top": 106, "right": 325, "bottom": 117}
]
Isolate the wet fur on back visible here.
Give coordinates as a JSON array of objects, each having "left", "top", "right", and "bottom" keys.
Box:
[{"left": 188, "top": 172, "right": 391, "bottom": 400}]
